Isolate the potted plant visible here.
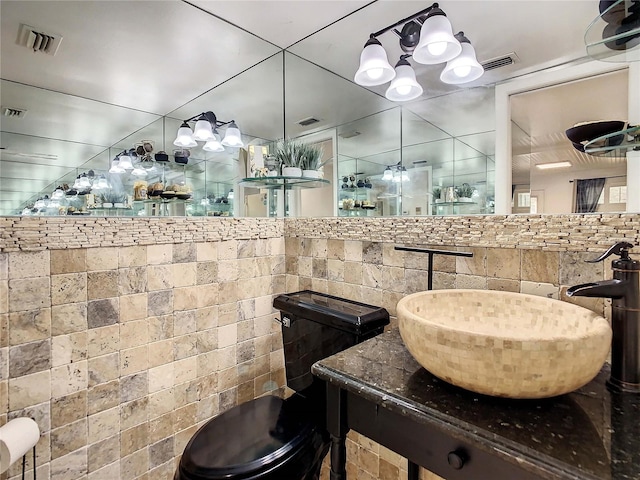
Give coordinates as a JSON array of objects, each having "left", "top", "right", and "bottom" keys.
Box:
[
  {"left": 275, "top": 139, "right": 303, "bottom": 177},
  {"left": 456, "top": 183, "right": 474, "bottom": 202},
  {"left": 432, "top": 187, "right": 442, "bottom": 203},
  {"left": 101, "top": 192, "right": 126, "bottom": 208},
  {"left": 299, "top": 143, "right": 326, "bottom": 179}
]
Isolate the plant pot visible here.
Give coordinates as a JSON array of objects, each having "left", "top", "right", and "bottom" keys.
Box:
[
  {"left": 458, "top": 197, "right": 473, "bottom": 203},
  {"left": 114, "top": 203, "right": 125, "bottom": 208},
  {"left": 267, "top": 170, "right": 279, "bottom": 177},
  {"left": 282, "top": 166, "right": 302, "bottom": 177},
  {"left": 302, "top": 169, "right": 321, "bottom": 179},
  {"left": 103, "top": 203, "right": 113, "bottom": 208}
]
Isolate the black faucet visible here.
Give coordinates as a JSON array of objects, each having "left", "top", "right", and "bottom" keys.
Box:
[{"left": 566, "top": 241, "right": 640, "bottom": 393}]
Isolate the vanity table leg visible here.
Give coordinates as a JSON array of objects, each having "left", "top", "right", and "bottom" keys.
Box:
[
  {"left": 408, "top": 461, "right": 420, "bottom": 480},
  {"left": 326, "top": 383, "right": 349, "bottom": 480}
]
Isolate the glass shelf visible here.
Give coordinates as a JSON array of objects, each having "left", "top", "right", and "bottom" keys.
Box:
[
  {"left": 239, "top": 176, "right": 330, "bottom": 190},
  {"left": 434, "top": 200, "right": 477, "bottom": 206},
  {"left": 585, "top": 0, "right": 640, "bottom": 63},
  {"left": 584, "top": 124, "right": 640, "bottom": 155}
]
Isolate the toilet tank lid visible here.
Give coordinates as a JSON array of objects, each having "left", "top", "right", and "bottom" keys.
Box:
[{"left": 273, "top": 290, "right": 389, "bottom": 335}]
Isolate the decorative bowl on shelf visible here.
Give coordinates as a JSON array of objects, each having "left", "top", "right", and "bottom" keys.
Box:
[
  {"left": 160, "top": 191, "right": 177, "bottom": 199},
  {"left": 176, "top": 193, "right": 192, "bottom": 200}
]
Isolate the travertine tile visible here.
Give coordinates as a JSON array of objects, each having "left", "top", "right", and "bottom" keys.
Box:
[
  {"left": 9, "top": 339, "right": 51, "bottom": 377},
  {"left": 487, "top": 248, "right": 520, "bottom": 280},
  {"left": 51, "top": 360, "right": 87, "bottom": 398},
  {"left": 147, "top": 244, "right": 172, "bottom": 265},
  {"left": 119, "top": 246, "right": 147, "bottom": 268},
  {"left": 88, "top": 435, "right": 120, "bottom": 473},
  {"left": 120, "top": 447, "right": 149, "bottom": 480},
  {"left": 196, "top": 261, "right": 217, "bottom": 285},
  {"left": 8, "top": 369, "right": 51, "bottom": 410},
  {"left": 118, "top": 267, "right": 147, "bottom": 295},
  {"left": 344, "top": 262, "right": 362, "bottom": 285},
  {"left": 148, "top": 339, "right": 173, "bottom": 368},
  {"left": 120, "top": 319, "right": 149, "bottom": 349},
  {"left": 196, "top": 283, "right": 219, "bottom": 308},
  {"left": 174, "top": 357, "right": 197, "bottom": 385},
  {"left": 8, "top": 400, "right": 50, "bottom": 432},
  {"left": 174, "top": 286, "right": 198, "bottom": 312},
  {"left": 51, "top": 273, "right": 87, "bottom": 305},
  {"left": 219, "top": 260, "right": 240, "bottom": 282},
  {"left": 218, "top": 240, "right": 238, "bottom": 260},
  {"left": 520, "top": 280, "right": 559, "bottom": 299},
  {"left": 9, "top": 308, "right": 51, "bottom": 345},
  {"left": 120, "top": 293, "right": 147, "bottom": 322},
  {"left": 487, "top": 278, "right": 520, "bottom": 292},
  {"left": 521, "top": 250, "right": 559, "bottom": 284},
  {"left": 120, "top": 345, "right": 148, "bottom": 376},
  {"left": 120, "top": 372, "right": 148, "bottom": 402},
  {"left": 218, "top": 324, "right": 238, "bottom": 348},
  {"left": 87, "top": 298, "right": 119, "bottom": 329},
  {"left": 147, "top": 265, "right": 173, "bottom": 291},
  {"left": 149, "top": 412, "right": 173, "bottom": 444},
  {"left": 51, "top": 302, "right": 87, "bottom": 336},
  {"left": 0, "top": 253, "right": 7, "bottom": 280},
  {"left": 121, "top": 396, "right": 149, "bottom": 429},
  {"left": 88, "top": 460, "right": 120, "bottom": 480},
  {"left": 0, "top": 280, "right": 6, "bottom": 315},
  {"left": 51, "top": 418, "right": 87, "bottom": 459},
  {"left": 148, "top": 389, "right": 173, "bottom": 420},
  {"left": 148, "top": 315, "right": 174, "bottom": 342},
  {"left": 196, "top": 242, "right": 217, "bottom": 262},
  {"left": 88, "top": 407, "right": 120, "bottom": 444},
  {"left": 149, "top": 437, "right": 174, "bottom": 469},
  {"left": 456, "top": 247, "right": 486, "bottom": 276},
  {"left": 51, "top": 249, "right": 86, "bottom": 275},
  {"left": 559, "top": 251, "right": 604, "bottom": 285},
  {"left": 362, "top": 242, "right": 382, "bottom": 265},
  {"left": 86, "top": 248, "right": 119, "bottom": 271},
  {"left": 51, "top": 331, "right": 87, "bottom": 367},
  {"left": 8, "top": 277, "right": 50, "bottom": 312},
  {"left": 172, "top": 263, "right": 197, "bottom": 287},
  {"left": 149, "top": 363, "right": 174, "bottom": 393},
  {"left": 327, "top": 239, "right": 345, "bottom": 260},
  {"left": 8, "top": 251, "right": 50, "bottom": 279},
  {"left": 173, "top": 243, "right": 196, "bottom": 264},
  {"left": 147, "top": 290, "right": 174, "bottom": 316},
  {"left": 88, "top": 352, "right": 119, "bottom": 387},
  {"left": 87, "top": 271, "right": 118, "bottom": 300},
  {"left": 121, "top": 422, "right": 149, "bottom": 456},
  {"left": 174, "top": 310, "right": 196, "bottom": 336},
  {"left": 455, "top": 274, "right": 487, "bottom": 290},
  {"left": 50, "top": 447, "right": 87, "bottom": 480},
  {"left": 382, "top": 243, "right": 403, "bottom": 267},
  {"left": 88, "top": 380, "right": 119, "bottom": 415}
]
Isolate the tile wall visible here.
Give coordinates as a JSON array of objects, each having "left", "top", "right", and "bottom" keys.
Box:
[
  {"left": 0, "top": 233, "right": 287, "bottom": 480},
  {"left": 2, "top": 213, "right": 639, "bottom": 480}
]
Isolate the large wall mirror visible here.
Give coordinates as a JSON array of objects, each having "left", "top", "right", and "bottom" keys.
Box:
[{"left": 1, "top": 1, "right": 636, "bottom": 217}]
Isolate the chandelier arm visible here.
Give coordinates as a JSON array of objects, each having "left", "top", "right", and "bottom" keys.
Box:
[{"left": 370, "top": 3, "right": 438, "bottom": 38}]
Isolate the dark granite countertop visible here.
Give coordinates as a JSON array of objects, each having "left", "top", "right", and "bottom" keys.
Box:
[{"left": 312, "top": 329, "right": 640, "bottom": 480}]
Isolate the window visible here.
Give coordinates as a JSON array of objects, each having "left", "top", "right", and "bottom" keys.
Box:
[{"left": 517, "top": 192, "right": 531, "bottom": 208}]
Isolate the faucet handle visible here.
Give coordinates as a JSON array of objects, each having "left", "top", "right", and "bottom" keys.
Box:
[{"left": 586, "top": 241, "right": 634, "bottom": 263}]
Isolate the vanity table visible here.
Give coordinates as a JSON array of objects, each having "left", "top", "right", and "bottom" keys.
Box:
[{"left": 312, "top": 329, "right": 640, "bottom": 480}]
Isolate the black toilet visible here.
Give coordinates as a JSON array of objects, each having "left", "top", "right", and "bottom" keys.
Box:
[{"left": 175, "top": 290, "right": 389, "bottom": 480}]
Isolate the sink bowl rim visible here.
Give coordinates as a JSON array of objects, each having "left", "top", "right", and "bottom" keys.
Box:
[{"left": 397, "top": 288, "right": 611, "bottom": 341}]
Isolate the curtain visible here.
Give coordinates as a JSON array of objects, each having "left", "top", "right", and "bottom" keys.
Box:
[{"left": 575, "top": 178, "right": 606, "bottom": 213}]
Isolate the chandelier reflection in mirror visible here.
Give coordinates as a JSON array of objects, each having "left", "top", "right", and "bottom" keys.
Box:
[
  {"left": 382, "top": 164, "right": 410, "bottom": 182},
  {"left": 354, "top": 2, "right": 484, "bottom": 101},
  {"left": 173, "top": 111, "right": 244, "bottom": 151}
]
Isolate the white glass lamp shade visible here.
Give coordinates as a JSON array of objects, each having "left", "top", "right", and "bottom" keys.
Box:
[
  {"left": 78, "top": 175, "right": 91, "bottom": 189},
  {"left": 228, "top": 189, "right": 234, "bottom": 199},
  {"left": 192, "top": 119, "right": 215, "bottom": 142},
  {"left": 131, "top": 167, "right": 147, "bottom": 177},
  {"left": 118, "top": 155, "right": 134, "bottom": 170},
  {"left": 385, "top": 63, "right": 423, "bottom": 102},
  {"left": 400, "top": 168, "right": 410, "bottom": 182},
  {"left": 354, "top": 38, "right": 396, "bottom": 86},
  {"left": 173, "top": 123, "right": 198, "bottom": 148},
  {"left": 34, "top": 198, "right": 45, "bottom": 208},
  {"left": 412, "top": 14, "right": 462, "bottom": 64},
  {"left": 95, "top": 177, "right": 110, "bottom": 189},
  {"left": 52, "top": 188, "right": 65, "bottom": 199},
  {"left": 72, "top": 177, "right": 83, "bottom": 189},
  {"left": 109, "top": 160, "right": 125, "bottom": 173},
  {"left": 221, "top": 122, "right": 244, "bottom": 147},
  {"left": 203, "top": 130, "right": 225, "bottom": 152},
  {"left": 382, "top": 167, "right": 394, "bottom": 181},
  {"left": 440, "top": 42, "right": 484, "bottom": 84}
]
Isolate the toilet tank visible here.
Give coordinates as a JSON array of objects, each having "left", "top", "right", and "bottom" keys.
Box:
[{"left": 273, "top": 290, "right": 389, "bottom": 393}]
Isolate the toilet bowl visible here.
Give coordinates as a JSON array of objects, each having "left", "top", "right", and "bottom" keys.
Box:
[{"left": 175, "top": 291, "right": 389, "bottom": 480}]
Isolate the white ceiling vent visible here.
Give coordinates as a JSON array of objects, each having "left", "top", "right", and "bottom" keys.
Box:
[
  {"left": 16, "top": 24, "right": 63, "bottom": 56},
  {"left": 2, "top": 107, "right": 27, "bottom": 118},
  {"left": 481, "top": 52, "right": 519, "bottom": 71},
  {"left": 338, "top": 130, "right": 361, "bottom": 139},
  {"left": 298, "top": 117, "right": 321, "bottom": 127}
]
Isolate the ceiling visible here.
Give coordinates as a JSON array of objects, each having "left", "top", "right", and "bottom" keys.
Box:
[{"left": 0, "top": 0, "right": 630, "bottom": 214}]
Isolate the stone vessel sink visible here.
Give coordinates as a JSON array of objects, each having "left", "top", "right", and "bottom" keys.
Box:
[{"left": 397, "top": 289, "right": 612, "bottom": 399}]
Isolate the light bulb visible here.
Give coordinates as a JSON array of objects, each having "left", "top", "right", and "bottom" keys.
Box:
[
  {"left": 454, "top": 65, "right": 472, "bottom": 78},
  {"left": 367, "top": 68, "right": 383, "bottom": 80},
  {"left": 427, "top": 41, "right": 447, "bottom": 56},
  {"left": 396, "top": 84, "right": 412, "bottom": 95}
]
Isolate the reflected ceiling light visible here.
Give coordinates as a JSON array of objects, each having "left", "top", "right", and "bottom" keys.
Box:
[
  {"left": 382, "top": 166, "right": 394, "bottom": 181},
  {"left": 354, "top": 2, "right": 483, "bottom": 101},
  {"left": 440, "top": 32, "right": 484, "bottom": 84},
  {"left": 174, "top": 111, "right": 244, "bottom": 150},
  {"left": 94, "top": 176, "right": 109, "bottom": 189},
  {"left": 118, "top": 153, "right": 134, "bottom": 170},
  {"left": 536, "top": 161, "right": 572, "bottom": 170},
  {"left": 228, "top": 189, "right": 234, "bottom": 199},
  {"left": 109, "top": 159, "right": 125, "bottom": 173},
  {"left": 131, "top": 166, "right": 147, "bottom": 177},
  {"left": 382, "top": 164, "right": 410, "bottom": 181},
  {"left": 385, "top": 56, "right": 424, "bottom": 101}
]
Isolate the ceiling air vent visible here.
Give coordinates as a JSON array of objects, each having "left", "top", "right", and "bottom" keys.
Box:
[
  {"left": 481, "top": 52, "right": 519, "bottom": 71},
  {"left": 2, "top": 107, "right": 27, "bottom": 118},
  {"left": 338, "top": 130, "right": 361, "bottom": 139},
  {"left": 298, "top": 117, "right": 320, "bottom": 127},
  {"left": 16, "top": 24, "right": 63, "bottom": 56}
]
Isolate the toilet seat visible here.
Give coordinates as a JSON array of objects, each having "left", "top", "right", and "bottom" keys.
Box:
[{"left": 176, "top": 395, "right": 329, "bottom": 480}]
